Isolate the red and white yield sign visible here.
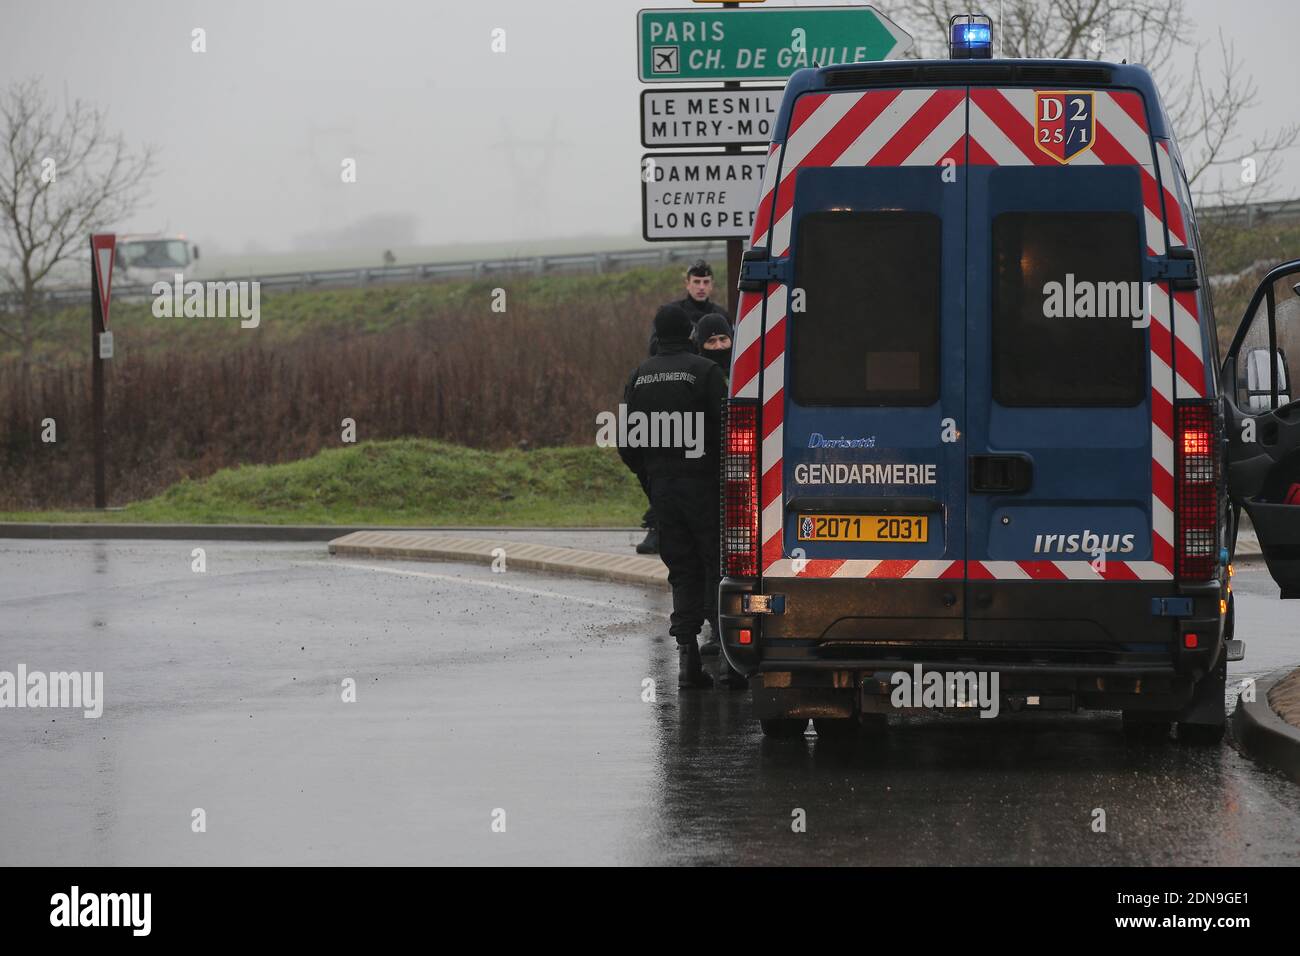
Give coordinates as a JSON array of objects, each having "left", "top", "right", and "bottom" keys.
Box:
[{"left": 90, "top": 233, "right": 116, "bottom": 329}]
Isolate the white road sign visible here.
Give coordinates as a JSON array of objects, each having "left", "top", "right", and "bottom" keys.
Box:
[
  {"left": 641, "top": 152, "right": 767, "bottom": 241},
  {"left": 640, "top": 87, "right": 782, "bottom": 147}
]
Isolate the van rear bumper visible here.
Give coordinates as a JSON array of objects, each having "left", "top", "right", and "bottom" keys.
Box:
[{"left": 719, "top": 575, "right": 1225, "bottom": 683}]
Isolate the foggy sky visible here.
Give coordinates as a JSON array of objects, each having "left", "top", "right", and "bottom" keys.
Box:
[{"left": 2, "top": 0, "right": 1295, "bottom": 256}]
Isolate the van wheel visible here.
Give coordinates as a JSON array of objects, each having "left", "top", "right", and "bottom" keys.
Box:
[
  {"left": 1121, "top": 714, "right": 1172, "bottom": 742},
  {"left": 1177, "top": 722, "right": 1226, "bottom": 746},
  {"left": 813, "top": 717, "right": 857, "bottom": 739},
  {"left": 859, "top": 713, "right": 889, "bottom": 734},
  {"left": 760, "top": 718, "right": 808, "bottom": 738}
]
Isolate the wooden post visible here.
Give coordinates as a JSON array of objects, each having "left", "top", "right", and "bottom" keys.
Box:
[{"left": 90, "top": 237, "right": 107, "bottom": 509}]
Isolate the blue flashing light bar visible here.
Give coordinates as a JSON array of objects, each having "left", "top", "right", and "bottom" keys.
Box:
[{"left": 949, "top": 14, "right": 993, "bottom": 59}]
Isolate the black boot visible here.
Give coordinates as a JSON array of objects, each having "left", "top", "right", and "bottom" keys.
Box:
[
  {"left": 717, "top": 663, "right": 748, "bottom": 689},
  {"left": 636, "top": 527, "right": 659, "bottom": 554},
  {"left": 678, "top": 641, "right": 713, "bottom": 689},
  {"left": 700, "top": 622, "right": 721, "bottom": 656}
]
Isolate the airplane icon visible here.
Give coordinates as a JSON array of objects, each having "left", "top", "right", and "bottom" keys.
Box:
[{"left": 652, "top": 46, "right": 679, "bottom": 74}]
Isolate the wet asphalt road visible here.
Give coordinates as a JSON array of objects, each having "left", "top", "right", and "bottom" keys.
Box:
[{"left": 0, "top": 539, "right": 1298, "bottom": 866}]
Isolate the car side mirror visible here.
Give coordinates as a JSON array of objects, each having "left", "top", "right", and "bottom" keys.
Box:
[
  {"left": 1245, "top": 348, "right": 1291, "bottom": 411},
  {"left": 192, "top": 245, "right": 200, "bottom": 261}
]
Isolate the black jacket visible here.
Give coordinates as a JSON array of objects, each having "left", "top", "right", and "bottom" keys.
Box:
[
  {"left": 618, "top": 341, "right": 728, "bottom": 483},
  {"left": 648, "top": 296, "right": 729, "bottom": 356}
]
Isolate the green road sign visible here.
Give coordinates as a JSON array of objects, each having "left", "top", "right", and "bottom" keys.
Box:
[{"left": 637, "top": 5, "right": 912, "bottom": 83}]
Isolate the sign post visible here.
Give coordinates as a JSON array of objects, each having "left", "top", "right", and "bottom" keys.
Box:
[
  {"left": 90, "top": 233, "right": 116, "bottom": 509},
  {"left": 724, "top": 46, "right": 742, "bottom": 321},
  {"left": 637, "top": 4, "right": 911, "bottom": 319}
]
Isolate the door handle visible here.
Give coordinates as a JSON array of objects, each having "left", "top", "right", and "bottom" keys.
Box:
[{"left": 969, "top": 454, "right": 1033, "bottom": 494}]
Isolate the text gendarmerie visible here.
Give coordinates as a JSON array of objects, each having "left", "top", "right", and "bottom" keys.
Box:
[{"left": 793, "top": 462, "right": 938, "bottom": 486}]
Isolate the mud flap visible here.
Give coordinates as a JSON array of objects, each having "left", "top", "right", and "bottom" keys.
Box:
[{"left": 1176, "top": 657, "right": 1227, "bottom": 727}]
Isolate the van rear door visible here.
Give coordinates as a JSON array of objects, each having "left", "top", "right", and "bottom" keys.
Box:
[
  {"left": 963, "top": 87, "right": 1175, "bottom": 640},
  {"left": 753, "top": 87, "right": 969, "bottom": 641}
]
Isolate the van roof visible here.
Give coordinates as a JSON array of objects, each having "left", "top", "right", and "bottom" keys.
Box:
[{"left": 774, "top": 59, "right": 1171, "bottom": 143}]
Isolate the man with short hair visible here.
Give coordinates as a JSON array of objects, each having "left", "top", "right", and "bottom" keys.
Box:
[{"left": 648, "top": 259, "right": 729, "bottom": 356}]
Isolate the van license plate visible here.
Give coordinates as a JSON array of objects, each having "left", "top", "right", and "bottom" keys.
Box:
[{"left": 797, "top": 515, "right": 928, "bottom": 542}]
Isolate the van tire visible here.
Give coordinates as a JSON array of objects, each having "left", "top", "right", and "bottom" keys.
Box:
[
  {"left": 761, "top": 718, "right": 808, "bottom": 738},
  {"left": 813, "top": 717, "right": 858, "bottom": 739},
  {"left": 859, "top": 713, "right": 889, "bottom": 734},
  {"left": 1121, "top": 714, "right": 1172, "bottom": 742},
  {"left": 1177, "top": 722, "right": 1226, "bottom": 745}
]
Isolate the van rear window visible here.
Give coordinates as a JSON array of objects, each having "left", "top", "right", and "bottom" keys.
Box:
[
  {"left": 992, "top": 213, "right": 1146, "bottom": 406},
  {"left": 791, "top": 211, "right": 941, "bottom": 406}
]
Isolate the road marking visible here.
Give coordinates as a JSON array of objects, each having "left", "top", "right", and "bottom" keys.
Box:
[{"left": 324, "top": 561, "right": 664, "bottom": 617}]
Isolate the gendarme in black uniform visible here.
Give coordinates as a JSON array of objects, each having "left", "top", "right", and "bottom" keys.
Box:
[
  {"left": 638, "top": 294, "right": 730, "bottom": 555},
  {"left": 620, "top": 304, "right": 728, "bottom": 688}
]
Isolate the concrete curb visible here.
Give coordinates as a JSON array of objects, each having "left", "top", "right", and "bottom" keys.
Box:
[
  {"left": 329, "top": 530, "right": 668, "bottom": 588},
  {"left": 1234, "top": 525, "right": 1263, "bottom": 560},
  {"left": 1232, "top": 666, "right": 1300, "bottom": 784},
  {"left": 0, "top": 517, "right": 1265, "bottom": 559},
  {"left": 0, "top": 523, "right": 640, "bottom": 542}
]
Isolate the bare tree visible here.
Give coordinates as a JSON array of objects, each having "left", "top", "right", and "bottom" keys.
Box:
[
  {"left": 0, "top": 78, "right": 155, "bottom": 366},
  {"left": 895, "top": 0, "right": 1299, "bottom": 205}
]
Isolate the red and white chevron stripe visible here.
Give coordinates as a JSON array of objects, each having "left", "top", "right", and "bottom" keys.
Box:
[
  {"left": 736, "top": 86, "right": 1206, "bottom": 582},
  {"left": 731, "top": 89, "right": 963, "bottom": 405},
  {"left": 1155, "top": 140, "right": 1212, "bottom": 398},
  {"left": 967, "top": 88, "right": 1167, "bottom": 256},
  {"left": 965, "top": 87, "right": 1182, "bottom": 581}
]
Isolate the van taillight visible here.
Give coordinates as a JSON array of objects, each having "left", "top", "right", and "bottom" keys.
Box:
[
  {"left": 1175, "top": 401, "right": 1218, "bottom": 580},
  {"left": 722, "top": 401, "right": 760, "bottom": 577}
]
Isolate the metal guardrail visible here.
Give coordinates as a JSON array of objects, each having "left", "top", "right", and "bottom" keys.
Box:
[
  {"left": 7, "top": 196, "right": 1299, "bottom": 308},
  {"left": 1196, "top": 197, "right": 1300, "bottom": 228},
  {"left": 9, "top": 243, "right": 725, "bottom": 307}
]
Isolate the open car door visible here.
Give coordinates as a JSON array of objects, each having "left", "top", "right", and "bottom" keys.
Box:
[{"left": 1222, "top": 259, "right": 1300, "bottom": 597}]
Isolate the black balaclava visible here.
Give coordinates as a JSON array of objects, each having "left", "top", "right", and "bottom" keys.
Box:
[
  {"left": 693, "top": 312, "right": 733, "bottom": 373},
  {"left": 654, "top": 303, "right": 694, "bottom": 349}
]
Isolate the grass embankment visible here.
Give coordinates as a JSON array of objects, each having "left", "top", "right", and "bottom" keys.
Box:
[
  {"left": 0, "top": 440, "right": 646, "bottom": 526},
  {"left": 2, "top": 260, "right": 701, "bottom": 511},
  {"left": 4, "top": 262, "right": 706, "bottom": 367}
]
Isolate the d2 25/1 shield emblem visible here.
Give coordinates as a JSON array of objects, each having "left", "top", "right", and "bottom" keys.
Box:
[{"left": 1034, "top": 91, "right": 1096, "bottom": 163}]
